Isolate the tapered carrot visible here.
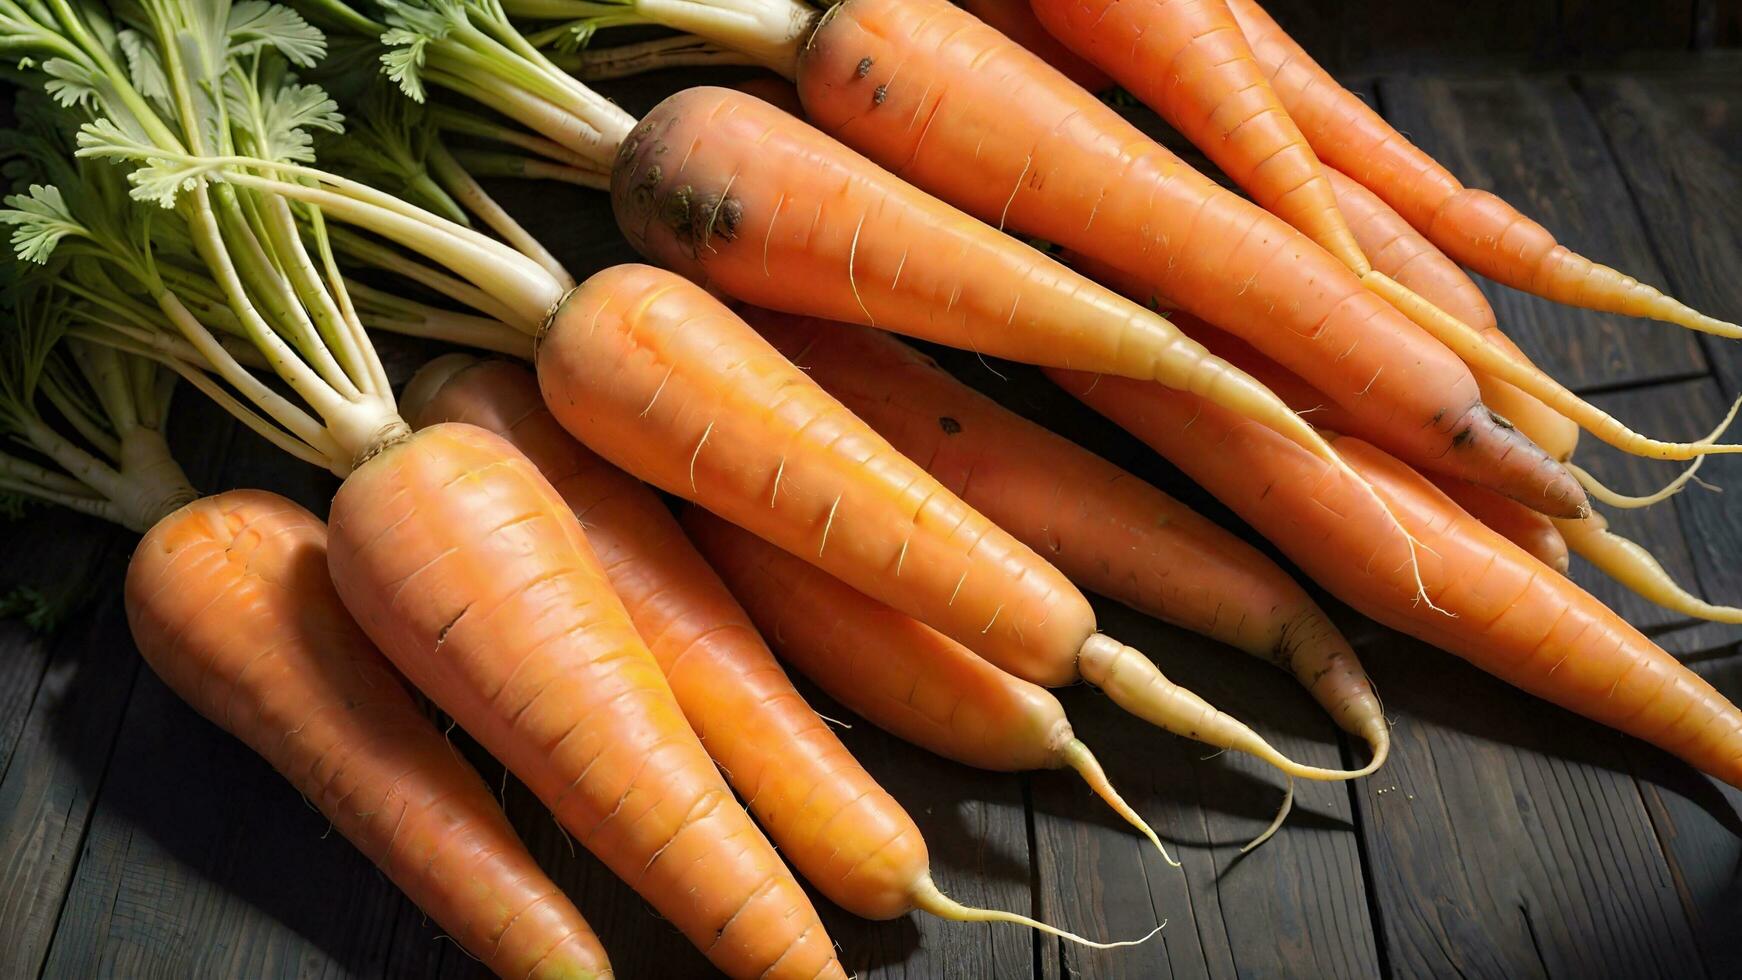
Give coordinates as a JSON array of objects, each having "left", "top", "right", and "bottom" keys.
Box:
[
  {"left": 587, "top": 0, "right": 1613, "bottom": 513},
  {"left": 399, "top": 354, "right": 1151, "bottom": 942},
  {"left": 1053, "top": 369, "right": 1742, "bottom": 789},
  {"left": 539, "top": 263, "right": 1366, "bottom": 780},
  {"left": 747, "top": 307, "right": 1388, "bottom": 765},
  {"left": 129, "top": 491, "right": 615, "bottom": 980},
  {"left": 1423, "top": 476, "right": 1570, "bottom": 574},
  {"left": 1225, "top": 0, "right": 1739, "bottom": 337},
  {"left": 684, "top": 506, "right": 1176, "bottom": 861},
  {"left": 1028, "top": 0, "right": 1371, "bottom": 274},
  {"left": 1554, "top": 511, "right": 1742, "bottom": 625}
]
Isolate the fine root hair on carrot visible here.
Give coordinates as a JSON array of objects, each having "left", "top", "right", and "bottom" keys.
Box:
[
  {"left": 911, "top": 874, "right": 1164, "bottom": 948},
  {"left": 1241, "top": 778, "right": 1295, "bottom": 854},
  {"left": 1364, "top": 272, "right": 1742, "bottom": 462},
  {"left": 1555, "top": 512, "right": 1742, "bottom": 624},
  {"left": 1057, "top": 739, "right": 1179, "bottom": 867},
  {"left": 1565, "top": 395, "right": 1739, "bottom": 508},
  {"left": 1075, "top": 635, "right": 1379, "bottom": 781}
]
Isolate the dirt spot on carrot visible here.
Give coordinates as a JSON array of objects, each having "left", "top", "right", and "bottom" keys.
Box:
[
  {"left": 658, "top": 183, "right": 745, "bottom": 256},
  {"left": 873, "top": 84, "right": 888, "bottom": 106},
  {"left": 1451, "top": 426, "right": 1475, "bottom": 449},
  {"left": 857, "top": 56, "right": 873, "bottom": 78},
  {"left": 1488, "top": 409, "right": 1515, "bottom": 429},
  {"left": 938, "top": 416, "right": 962, "bottom": 434}
]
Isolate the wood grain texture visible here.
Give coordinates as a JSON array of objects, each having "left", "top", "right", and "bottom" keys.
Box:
[{"left": 1375, "top": 74, "right": 1710, "bottom": 390}]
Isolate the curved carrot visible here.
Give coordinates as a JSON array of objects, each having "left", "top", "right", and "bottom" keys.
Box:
[
  {"left": 1423, "top": 475, "right": 1571, "bottom": 574},
  {"left": 326, "top": 422, "right": 845, "bottom": 980},
  {"left": 960, "top": 0, "right": 1112, "bottom": 92},
  {"left": 539, "top": 263, "right": 1362, "bottom": 780},
  {"left": 128, "top": 490, "right": 612, "bottom": 980},
  {"left": 1028, "top": 0, "right": 1370, "bottom": 274},
  {"left": 400, "top": 356, "right": 1141, "bottom": 945},
  {"left": 763, "top": 0, "right": 1592, "bottom": 513},
  {"left": 686, "top": 506, "right": 1175, "bottom": 862},
  {"left": 1225, "top": 0, "right": 1739, "bottom": 338},
  {"left": 747, "top": 307, "right": 1387, "bottom": 764},
  {"left": 1052, "top": 369, "right": 1742, "bottom": 790}
]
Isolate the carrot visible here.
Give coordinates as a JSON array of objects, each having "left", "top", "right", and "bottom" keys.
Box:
[
  {"left": 399, "top": 354, "right": 1149, "bottom": 944},
  {"left": 1052, "top": 368, "right": 1742, "bottom": 789},
  {"left": 959, "top": 0, "right": 1112, "bottom": 92},
  {"left": 1224, "top": 0, "right": 1740, "bottom": 338},
  {"left": 1322, "top": 166, "right": 1580, "bottom": 464},
  {"left": 0, "top": 16, "right": 845, "bottom": 973},
  {"left": 684, "top": 506, "right": 1175, "bottom": 860},
  {"left": 1423, "top": 476, "right": 1571, "bottom": 575},
  {"left": 539, "top": 263, "right": 1366, "bottom": 780},
  {"left": 0, "top": 301, "right": 609, "bottom": 978},
  {"left": 1027, "top": 0, "right": 1372, "bottom": 275},
  {"left": 746, "top": 307, "right": 1388, "bottom": 765},
  {"left": 128, "top": 491, "right": 615, "bottom": 980}
]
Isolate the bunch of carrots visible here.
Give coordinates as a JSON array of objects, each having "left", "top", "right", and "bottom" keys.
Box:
[{"left": 0, "top": 0, "right": 1734, "bottom": 975}]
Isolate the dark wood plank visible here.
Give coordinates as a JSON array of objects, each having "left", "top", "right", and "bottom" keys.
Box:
[
  {"left": 1342, "top": 617, "right": 1706, "bottom": 980},
  {"left": 1694, "top": 0, "right": 1742, "bottom": 49},
  {"left": 0, "top": 404, "right": 240, "bottom": 978},
  {"left": 1561, "top": 380, "right": 1742, "bottom": 657},
  {"left": 1580, "top": 70, "right": 1742, "bottom": 643},
  {"left": 1375, "top": 74, "right": 1709, "bottom": 390}
]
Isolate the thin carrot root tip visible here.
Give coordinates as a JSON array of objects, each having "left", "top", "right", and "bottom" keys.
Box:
[
  {"left": 1060, "top": 738, "right": 1179, "bottom": 867},
  {"left": 1077, "top": 635, "right": 1374, "bottom": 782},
  {"left": 1568, "top": 396, "right": 1738, "bottom": 507},
  {"left": 1240, "top": 778, "right": 1294, "bottom": 854},
  {"left": 912, "top": 875, "right": 1163, "bottom": 949}
]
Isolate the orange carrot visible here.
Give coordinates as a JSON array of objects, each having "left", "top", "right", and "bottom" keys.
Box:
[
  {"left": 400, "top": 355, "right": 1145, "bottom": 943},
  {"left": 747, "top": 307, "right": 1387, "bottom": 763},
  {"left": 128, "top": 491, "right": 613, "bottom": 980},
  {"left": 685, "top": 506, "right": 1175, "bottom": 860},
  {"left": 1052, "top": 369, "right": 1742, "bottom": 789},
  {"left": 1028, "top": 0, "right": 1371, "bottom": 274},
  {"left": 960, "top": 0, "right": 1113, "bottom": 92},
  {"left": 539, "top": 263, "right": 1364, "bottom": 780},
  {"left": 327, "top": 422, "right": 845, "bottom": 980},
  {"left": 1422, "top": 476, "right": 1571, "bottom": 574},
  {"left": 1323, "top": 166, "right": 1580, "bottom": 463},
  {"left": 1225, "top": 0, "right": 1738, "bottom": 337}
]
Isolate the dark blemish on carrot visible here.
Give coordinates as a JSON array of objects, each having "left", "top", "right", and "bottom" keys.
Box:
[
  {"left": 857, "top": 56, "right": 873, "bottom": 77},
  {"left": 1488, "top": 409, "right": 1515, "bottom": 429},
  {"left": 938, "top": 416, "right": 962, "bottom": 434},
  {"left": 873, "top": 84, "right": 888, "bottom": 105},
  {"left": 1430, "top": 407, "right": 1446, "bottom": 427},
  {"left": 1451, "top": 426, "right": 1475, "bottom": 449}
]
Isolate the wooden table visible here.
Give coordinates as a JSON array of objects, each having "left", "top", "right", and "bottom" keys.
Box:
[{"left": 2, "top": 55, "right": 1739, "bottom": 980}]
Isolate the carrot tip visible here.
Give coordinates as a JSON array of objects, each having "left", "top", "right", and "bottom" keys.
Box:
[
  {"left": 1059, "top": 738, "right": 1179, "bottom": 867},
  {"left": 1239, "top": 777, "right": 1294, "bottom": 853},
  {"left": 911, "top": 874, "right": 1163, "bottom": 948}
]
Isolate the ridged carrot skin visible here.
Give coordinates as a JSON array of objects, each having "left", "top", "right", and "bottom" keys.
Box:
[
  {"left": 1423, "top": 475, "right": 1571, "bottom": 574},
  {"left": 612, "top": 86, "right": 1351, "bottom": 483},
  {"left": 961, "top": 0, "right": 1112, "bottom": 91},
  {"left": 1324, "top": 167, "right": 1580, "bottom": 462},
  {"left": 324, "top": 424, "right": 844, "bottom": 980},
  {"left": 538, "top": 264, "right": 1090, "bottom": 685},
  {"left": 747, "top": 308, "right": 1386, "bottom": 753},
  {"left": 785, "top": 0, "right": 1584, "bottom": 516},
  {"left": 1225, "top": 0, "right": 1736, "bottom": 336},
  {"left": 125, "top": 490, "right": 611, "bottom": 980},
  {"left": 1053, "top": 371, "right": 1742, "bottom": 789},
  {"left": 1029, "top": 0, "right": 1370, "bottom": 273},
  {"left": 400, "top": 356, "right": 932, "bottom": 922},
  {"left": 537, "top": 265, "right": 1344, "bottom": 780}
]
